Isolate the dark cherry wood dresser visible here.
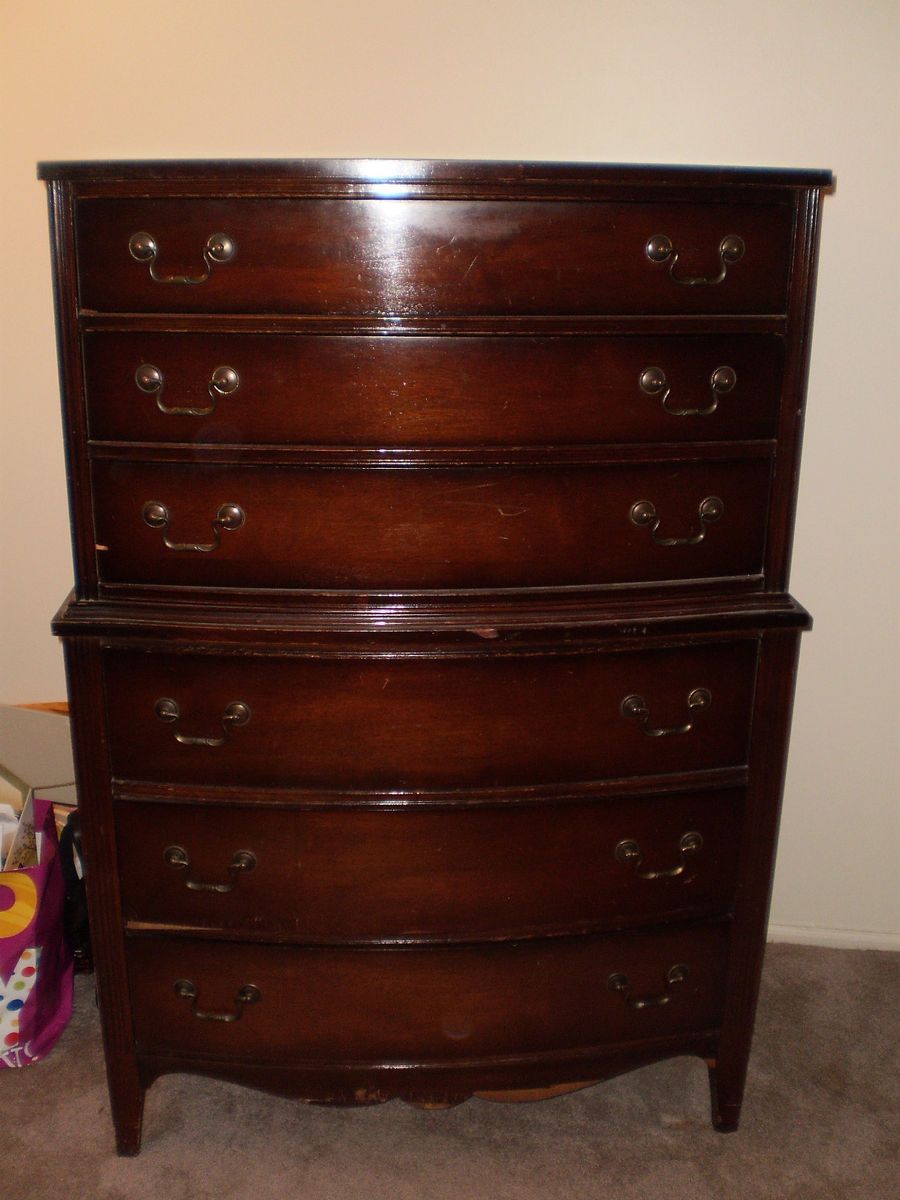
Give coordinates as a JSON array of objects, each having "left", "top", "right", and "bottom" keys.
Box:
[{"left": 39, "top": 159, "right": 831, "bottom": 1154}]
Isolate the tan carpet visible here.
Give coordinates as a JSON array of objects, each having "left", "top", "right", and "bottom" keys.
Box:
[{"left": 5, "top": 944, "right": 897, "bottom": 1199}]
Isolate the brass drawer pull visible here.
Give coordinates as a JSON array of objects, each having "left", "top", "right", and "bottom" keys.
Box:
[
  {"left": 639, "top": 365, "right": 737, "bottom": 416},
  {"left": 614, "top": 831, "right": 704, "bottom": 879},
  {"left": 128, "top": 231, "right": 236, "bottom": 284},
  {"left": 135, "top": 363, "right": 240, "bottom": 417},
  {"left": 608, "top": 964, "right": 688, "bottom": 1010},
  {"left": 629, "top": 496, "right": 724, "bottom": 546},
  {"left": 154, "top": 697, "right": 251, "bottom": 746},
  {"left": 173, "top": 979, "right": 261, "bottom": 1023},
  {"left": 645, "top": 233, "right": 745, "bottom": 286},
  {"left": 163, "top": 845, "right": 257, "bottom": 892},
  {"left": 142, "top": 500, "right": 245, "bottom": 552},
  {"left": 620, "top": 687, "right": 711, "bottom": 737}
]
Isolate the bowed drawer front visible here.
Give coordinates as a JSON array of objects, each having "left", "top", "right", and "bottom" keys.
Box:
[
  {"left": 126, "top": 922, "right": 731, "bottom": 1064},
  {"left": 91, "top": 459, "right": 772, "bottom": 593},
  {"left": 102, "top": 640, "right": 757, "bottom": 789},
  {"left": 42, "top": 158, "right": 828, "bottom": 1153},
  {"left": 82, "top": 332, "right": 784, "bottom": 448},
  {"left": 75, "top": 197, "right": 792, "bottom": 315},
  {"left": 115, "top": 789, "right": 744, "bottom": 941}
]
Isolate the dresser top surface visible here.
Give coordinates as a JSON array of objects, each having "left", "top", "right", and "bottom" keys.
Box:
[{"left": 36, "top": 158, "right": 833, "bottom": 189}]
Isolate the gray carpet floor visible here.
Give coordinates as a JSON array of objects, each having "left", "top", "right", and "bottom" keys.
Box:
[{"left": 4, "top": 944, "right": 897, "bottom": 1200}]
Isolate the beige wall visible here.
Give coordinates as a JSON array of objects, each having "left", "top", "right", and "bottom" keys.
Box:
[{"left": 1, "top": 0, "right": 896, "bottom": 946}]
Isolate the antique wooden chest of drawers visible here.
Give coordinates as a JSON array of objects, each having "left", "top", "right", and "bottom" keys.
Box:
[{"left": 39, "top": 159, "right": 831, "bottom": 1154}]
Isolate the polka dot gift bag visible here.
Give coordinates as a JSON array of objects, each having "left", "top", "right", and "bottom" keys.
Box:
[{"left": 0, "top": 797, "right": 73, "bottom": 1066}]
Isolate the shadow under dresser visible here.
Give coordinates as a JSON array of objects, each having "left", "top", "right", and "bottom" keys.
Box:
[{"left": 38, "top": 158, "right": 831, "bottom": 1154}]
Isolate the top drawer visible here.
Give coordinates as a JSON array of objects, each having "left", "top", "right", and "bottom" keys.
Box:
[{"left": 75, "top": 198, "right": 793, "bottom": 317}]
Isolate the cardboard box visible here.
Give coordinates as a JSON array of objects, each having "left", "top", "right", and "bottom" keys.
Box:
[{"left": 0, "top": 706, "right": 77, "bottom": 855}]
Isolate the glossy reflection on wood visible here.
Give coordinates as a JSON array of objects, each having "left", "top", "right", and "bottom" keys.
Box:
[
  {"left": 75, "top": 197, "right": 793, "bottom": 316},
  {"left": 116, "top": 788, "right": 745, "bottom": 941},
  {"left": 82, "top": 332, "right": 785, "bottom": 447},
  {"left": 102, "top": 639, "right": 758, "bottom": 789},
  {"left": 42, "top": 158, "right": 829, "bottom": 1152},
  {"left": 91, "top": 458, "right": 773, "bottom": 592}
]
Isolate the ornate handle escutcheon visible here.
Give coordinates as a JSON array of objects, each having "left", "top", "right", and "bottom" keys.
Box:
[
  {"left": 645, "top": 233, "right": 745, "bottom": 286},
  {"left": 154, "top": 697, "right": 252, "bottom": 747},
  {"left": 142, "top": 500, "right": 245, "bottom": 552},
  {"left": 629, "top": 496, "right": 724, "bottom": 546},
  {"left": 163, "top": 845, "right": 257, "bottom": 892},
  {"left": 620, "top": 688, "right": 711, "bottom": 737},
  {"left": 128, "top": 231, "right": 236, "bottom": 284},
  {"left": 639, "top": 365, "right": 737, "bottom": 417},
  {"left": 135, "top": 363, "right": 240, "bottom": 417},
  {"left": 608, "top": 964, "right": 689, "bottom": 1010},
  {"left": 614, "top": 831, "right": 704, "bottom": 880},
  {"left": 173, "top": 979, "right": 261, "bottom": 1023}
]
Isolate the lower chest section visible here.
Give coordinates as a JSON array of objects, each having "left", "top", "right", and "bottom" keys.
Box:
[{"left": 94, "top": 628, "right": 765, "bottom": 1077}]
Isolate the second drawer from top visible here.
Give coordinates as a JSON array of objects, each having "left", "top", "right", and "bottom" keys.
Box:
[{"left": 83, "top": 333, "right": 784, "bottom": 448}]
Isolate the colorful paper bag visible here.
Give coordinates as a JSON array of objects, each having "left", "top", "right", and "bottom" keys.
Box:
[{"left": 0, "top": 798, "right": 73, "bottom": 1066}]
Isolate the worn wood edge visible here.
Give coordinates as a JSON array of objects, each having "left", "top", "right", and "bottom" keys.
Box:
[
  {"left": 135, "top": 1028, "right": 721, "bottom": 1103},
  {"left": 474, "top": 1081, "right": 598, "bottom": 1104},
  {"left": 121, "top": 912, "right": 730, "bottom": 951},
  {"left": 121, "top": 905, "right": 735, "bottom": 949},
  {"left": 97, "top": 628, "right": 766, "bottom": 659},
  {"left": 89, "top": 576, "right": 772, "bottom": 614},
  {"left": 112, "top": 766, "right": 748, "bottom": 810},
  {"left": 52, "top": 590, "right": 811, "bottom": 639}
]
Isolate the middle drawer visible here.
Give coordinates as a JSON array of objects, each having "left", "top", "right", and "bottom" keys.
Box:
[
  {"left": 103, "top": 639, "right": 758, "bottom": 790},
  {"left": 116, "top": 788, "right": 744, "bottom": 941},
  {"left": 92, "top": 457, "right": 772, "bottom": 592},
  {"left": 82, "top": 333, "right": 784, "bottom": 447}
]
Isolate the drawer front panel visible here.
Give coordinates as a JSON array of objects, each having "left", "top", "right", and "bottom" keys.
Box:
[
  {"left": 127, "top": 922, "right": 730, "bottom": 1062},
  {"left": 76, "top": 198, "right": 792, "bottom": 316},
  {"left": 104, "top": 641, "right": 757, "bottom": 789},
  {"left": 83, "top": 332, "right": 784, "bottom": 447},
  {"left": 117, "top": 789, "right": 744, "bottom": 939},
  {"left": 92, "top": 459, "right": 772, "bottom": 592}
]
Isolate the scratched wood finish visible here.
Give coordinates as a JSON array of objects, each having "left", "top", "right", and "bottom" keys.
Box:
[
  {"left": 75, "top": 197, "right": 793, "bottom": 316},
  {"left": 102, "top": 639, "right": 758, "bottom": 789},
  {"left": 82, "top": 332, "right": 784, "bottom": 447},
  {"left": 115, "top": 788, "right": 744, "bottom": 940},
  {"left": 132, "top": 1037, "right": 722, "bottom": 1109},
  {"left": 91, "top": 458, "right": 772, "bottom": 592},
  {"left": 42, "top": 160, "right": 830, "bottom": 1150},
  {"left": 126, "top": 920, "right": 730, "bottom": 1063}
]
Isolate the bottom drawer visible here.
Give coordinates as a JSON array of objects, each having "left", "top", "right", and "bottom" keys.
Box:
[{"left": 127, "top": 922, "right": 729, "bottom": 1064}]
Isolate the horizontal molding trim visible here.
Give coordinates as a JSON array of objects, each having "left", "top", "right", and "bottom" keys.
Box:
[{"left": 767, "top": 923, "right": 900, "bottom": 952}]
